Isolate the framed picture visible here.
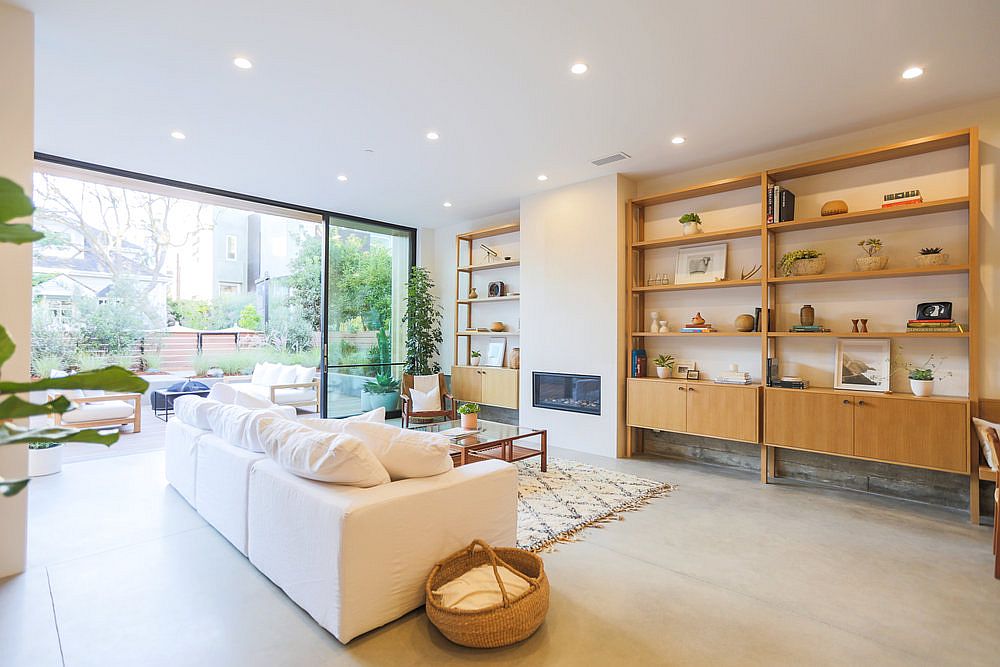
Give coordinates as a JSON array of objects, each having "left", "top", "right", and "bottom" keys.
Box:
[
  {"left": 686, "top": 369, "right": 700, "bottom": 380},
  {"left": 915, "top": 301, "right": 952, "bottom": 320},
  {"left": 484, "top": 337, "right": 507, "bottom": 367},
  {"left": 834, "top": 339, "right": 890, "bottom": 392},
  {"left": 674, "top": 359, "right": 696, "bottom": 379},
  {"left": 675, "top": 243, "right": 727, "bottom": 285}
]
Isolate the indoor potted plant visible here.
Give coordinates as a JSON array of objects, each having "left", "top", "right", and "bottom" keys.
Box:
[
  {"left": 856, "top": 238, "right": 888, "bottom": 271},
  {"left": 28, "top": 441, "right": 64, "bottom": 477},
  {"left": 457, "top": 402, "right": 480, "bottom": 429},
  {"left": 914, "top": 246, "right": 949, "bottom": 267},
  {"left": 470, "top": 350, "right": 481, "bottom": 367},
  {"left": 402, "top": 266, "right": 443, "bottom": 375},
  {"left": 653, "top": 353, "right": 675, "bottom": 379},
  {"left": 679, "top": 212, "right": 703, "bottom": 236},
  {"left": 361, "top": 372, "right": 401, "bottom": 412},
  {"left": 778, "top": 249, "right": 826, "bottom": 277},
  {"left": 908, "top": 367, "right": 935, "bottom": 397}
]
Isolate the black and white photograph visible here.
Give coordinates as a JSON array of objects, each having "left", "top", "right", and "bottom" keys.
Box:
[
  {"left": 674, "top": 243, "right": 727, "bottom": 284},
  {"left": 834, "top": 338, "right": 890, "bottom": 392}
]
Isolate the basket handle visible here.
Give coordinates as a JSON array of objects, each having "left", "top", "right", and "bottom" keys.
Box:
[{"left": 466, "top": 539, "right": 536, "bottom": 607}]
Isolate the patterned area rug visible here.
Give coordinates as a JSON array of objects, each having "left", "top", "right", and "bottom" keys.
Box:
[{"left": 516, "top": 458, "right": 673, "bottom": 551}]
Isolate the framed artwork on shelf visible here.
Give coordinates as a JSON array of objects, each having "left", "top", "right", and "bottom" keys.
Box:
[
  {"left": 834, "top": 338, "right": 890, "bottom": 392},
  {"left": 674, "top": 243, "right": 727, "bottom": 285},
  {"left": 484, "top": 337, "right": 507, "bottom": 367},
  {"left": 674, "top": 360, "right": 696, "bottom": 379}
]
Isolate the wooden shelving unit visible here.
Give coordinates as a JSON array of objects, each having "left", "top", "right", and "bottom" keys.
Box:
[{"left": 624, "top": 128, "right": 982, "bottom": 521}]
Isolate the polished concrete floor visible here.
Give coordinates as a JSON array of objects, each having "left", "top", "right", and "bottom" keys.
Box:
[{"left": 2, "top": 447, "right": 998, "bottom": 666}]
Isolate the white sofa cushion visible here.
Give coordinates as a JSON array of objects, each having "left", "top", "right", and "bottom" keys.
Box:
[
  {"left": 275, "top": 364, "right": 298, "bottom": 385},
  {"left": 208, "top": 382, "right": 238, "bottom": 404},
  {"left": 973, "top": 417, "right": 1000, "bottom": 470},
  {"left": 294, "top": 365, "right": 316, "bottom": 384},
  {"left": 201, "top": 401, "right": 297, "bottom": 452},
  {"left": 173, "top": 396, "right": 220, "bottom": 430},
  {"left": 164, "top": 419, "right": 207, "bottom": 506},
  {"left": 61, "top": 399, "right": 134, "bottom": 424},
  {"left": 233, "top": 382, "right": 315, "bottom": 406},
  {"left": 409, "top": 385, "right": 441, "bottom": 412},
  {"left": 298, "top": 408, "right": 386, "bottom": 434},
  {"left": 343, "top": 421, "right": 453, "bottom": 480},
  {"left": 233, "top": 389, "right": 275, "bottom": 409},
  {"left": 252, "top": 362, "right": 281, "bottom": 386},
  {"left": 257, "top": 418, "right": 390, "bottom": 487},
  {"left": 195, "top": 433, "right": 266, "bottom": 555}
]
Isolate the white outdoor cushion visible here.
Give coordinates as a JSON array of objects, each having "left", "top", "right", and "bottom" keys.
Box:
[
  {"left": 173, "top": 395, "right": 219, "bottom": 430},
  {"left": 343, "top": 421, "right": 453, "bottom": 480},
  {"left": 253, "top": 362, "right": 281, "bottom": 386},
  {"left": 208, "top": 382, "right": 239, "bottom": 404},
  {"left": 432, "top": 562, "right": 532, "bottom": 611},
  {"left": 250, "top": 363, "right": 269, "bottom": 385},
  {"left": 257, "top": 417, "right": 390, "bottom": 487},
  {"left": 973, "top": 417, "right": 1000, "bottom": 471},
  {"left": 410, "top": 385, "right": 441, "bottom": 412},
  {"left": 275, "top": 364, "right": 298, "bottom": 385},
  {"left": 234, "top": 383, "right": 314, "bottom": 406},
  {"left": 294, "top": 365, "right": 315, "bottom": 384},
  {"left": 299, "top": 408, "right": 386, "bottom": 434},
  {"left": 61, "top": 399, "right": 134, "bottom": 424}
]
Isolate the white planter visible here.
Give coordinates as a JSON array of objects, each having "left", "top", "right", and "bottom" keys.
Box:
[
  {"left": 28, "top": 445, "right": 64, "bottom": 477},
  {"left": 910, "top": 379, "right": 934, "bottom": 397},
  {"left": 681, "top": 222, "right": 703, "bottom": 236},
  {"left": 655, "top": 366, "right": 669, "bottom": 378},
  {"left": 470, "top": 357, "right": 480, "bottom": 367}
]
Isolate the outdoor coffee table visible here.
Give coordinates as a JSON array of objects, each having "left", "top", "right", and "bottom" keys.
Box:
[
  {"left": 413, "top": 419, "right": 547, "bottom": 472},
  {"left": 150, "top": 388, "right": 211, "bottom": 421}
]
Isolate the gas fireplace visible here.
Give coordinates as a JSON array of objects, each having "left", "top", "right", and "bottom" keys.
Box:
[{"left": 532, "top": 372, "right": 601, "bottom": 415}]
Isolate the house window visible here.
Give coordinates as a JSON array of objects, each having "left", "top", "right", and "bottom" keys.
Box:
[
  {"left": 218, "top": 282, "right": 241, "bottom": 296},
  {"left": 49, "top": 298, "right": 73, "bottom": 318},
  {"left": 226, "top": 235, "right": 238, "bottom": 261}
]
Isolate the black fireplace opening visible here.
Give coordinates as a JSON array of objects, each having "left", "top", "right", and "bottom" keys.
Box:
[{"left": 532, "top": 372, "right": 601, "bottom": 415}]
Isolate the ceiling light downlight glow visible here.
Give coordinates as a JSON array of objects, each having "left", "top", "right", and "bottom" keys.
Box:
[
  {"left": 537, "top": 174, "right": 548, "bottom": 181},
  {"left": 426, "top": 131, "right": 439, "bottom": 141},
  {"left": 902, "top": 66, "right": 923, "bottom": 79},
  {"left": 570, "top": 63, "right": 588, "bottom": 75},
  {"left": 671, "top": 136, "right": 686, "bottom": 145},
  {"left": 337, "top": 174, "right": 348, "bottom": 182},
  {"left": 170, "top": 130, "right": 186, "bottom": 140},
  {"left": 233, "top": 57, "right": 253, "bottom": 69},
  {"left": 443, "top": 201, "right": 453, "bottom": 208}
]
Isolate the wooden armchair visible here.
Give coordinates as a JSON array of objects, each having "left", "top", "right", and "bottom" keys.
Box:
[
  {"left": 400, "top": 373, "right": 456, "bottom": 428},
  {"left": 49, "top": 392, "right": 143, "bottom": 434}
]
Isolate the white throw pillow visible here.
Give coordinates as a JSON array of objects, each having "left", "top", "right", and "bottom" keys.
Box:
[
  {"left": 294, "top": 365, "right": 315, "bottom": 385},
  {"left": 234, "top": 390, "right": 275, "bottom": 409},
  {"left": 343, "top": 421, "right": 453, "bottom": 480},
  {"left": 432, "top": 563, "right": 532, "bottom": 611},
  {"left": 274, "top": 364, "right": 298, "bottom": 386},
  {"left": 257, "top": 418, "right": 390, "bottom": 487},
  {"left": 172, "top": 395, "right": 218, "bottom": 430},
  {"left": 409, "top": 385, "right": 441, "bottom": 412},
  {"left": 208, "top": 382, "right": 238, "bottom": 404},
  {"left": 973, "top": 417, "right": 1000, "bottom": 471},
  {"left": 250, "top": 363, "right": 268, "bottom": 385},
  {"left": 255, "top": 362, "right": 281, "bottom": 386},
  {"left": 298, "top": 407, "right": 386, "bottom": 434}
]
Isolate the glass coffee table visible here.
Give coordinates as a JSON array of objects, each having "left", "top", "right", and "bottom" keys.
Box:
[{"left": 413, "top": 419, "right": 547, "bottom": 471}]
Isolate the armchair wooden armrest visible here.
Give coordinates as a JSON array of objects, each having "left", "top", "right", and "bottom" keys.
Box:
[
  {"left": 268, "top": 380, "right": 319, "bottom": 407},
  {"left": 48, "top": 392, "right": 142, "bottom": 405}
]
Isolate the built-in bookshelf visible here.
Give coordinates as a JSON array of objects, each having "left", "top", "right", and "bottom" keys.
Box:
[{"left": 624, "top": 128, "right": 983, "bottom": 521}]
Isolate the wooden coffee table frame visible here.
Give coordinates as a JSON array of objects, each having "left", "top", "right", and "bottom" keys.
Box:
[{"left": 422, "top": 422, "right": 547, "bottom": 472}]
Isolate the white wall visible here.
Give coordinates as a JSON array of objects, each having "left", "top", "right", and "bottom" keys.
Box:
[{"left": 0, "top": 1, "right": 34, "bottom": 577}]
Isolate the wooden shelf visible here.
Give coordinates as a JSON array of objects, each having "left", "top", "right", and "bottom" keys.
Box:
[
  {"left": 456, "top": 222, "right": 520, "bottom": 241},
  {"left": 458, "top": 259, "right": 520, "bottom": 272},
  {"left": 764, "top": 385, "right": 970, "bottom": 404},
  {"left": 632, "top": 279, "right": 761, "bottom": 293},
  {"left": 631, "top": 331, "right": 760, "bottom": 337},
  {"left": 632, "top": 173, "right": 760, "bottom": 207},
  {"left": 632, "top": 225, "right": 760, "bottom": 250},
  {"left": 768, "top": 331, "right": 969, "bottom": 338},
  {"left": 457, "top": 295, "right": 520, "bottom": 304},
  {"left": 768, "top": 264, "right": 968, "bottom": 285},
  {"left": 457, "top": 331, "right": 520, "bottom": 337},
  {"left": 767, "top": 197, "right": 968, "bottom": 233}
]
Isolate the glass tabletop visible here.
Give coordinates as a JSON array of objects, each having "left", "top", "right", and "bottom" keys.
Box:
[{"left": 413, "top": 419, "right": 543, "bottom": 446}]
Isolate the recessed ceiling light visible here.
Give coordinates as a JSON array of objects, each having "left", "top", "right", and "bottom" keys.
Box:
[
  {"left": 233, "top": 57, "right": 253, "bottom": 70},
  {"left": 443, "top": 201, "right": 453, "bottom": 208},
  {"left": 902, "top": 66, "right": 923, "bottom": 79},
  {"left": 570, "top": 63, "right": 588, "bottom": 75},
  {"left": 337, "top": 174, "right": 348, "bottom": 182},
  {"left": 671, "top": 136, "right": 685, "bottom": 145},
  {"left": 362, "top": 148, "right": 375, "bottom": 153},
  {"left": 170, "top": 130, "right": 186, "bottom": 140},
  {"left": 537, "top": 174, "right": 549, "bottom": 181},
  {"left": 426, "top": 131, "right": 439, "bottom": 141}
]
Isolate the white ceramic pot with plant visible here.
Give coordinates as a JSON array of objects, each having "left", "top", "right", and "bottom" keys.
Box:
[
  {"left": 915, "top": 247, "right": 949, "bottom": 267},
  {"left": 908, "top": 368, "right": 934, "bottom": 397},
  {"left": 28, "top": 441, "right": 64, "bottom": 477},
  {"left": 856, "top": 238, "right": 888, "bottom": 271},
  {"left": 654, "top": 353, "right": 675, "bottom": 379},
  {"left": 458, "top": 402, "right": 480, "bottom": 429},
  {"left": 470, "top": 350, "right": 481, "bottom": 367},
  {"left": 778, "top": 250, "right": 826, "bottom": 277},
  {"left": 679, "top": 212, "right": 703, "bottom": 236}
]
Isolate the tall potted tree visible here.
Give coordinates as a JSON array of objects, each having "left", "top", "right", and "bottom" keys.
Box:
[{"left": 402, "top": 266, "right": 443, "bottom": 375}]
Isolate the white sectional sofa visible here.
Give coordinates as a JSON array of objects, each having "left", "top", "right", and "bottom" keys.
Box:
[{"left": 163, "top": 398, "right": 518, "bottom": 643}]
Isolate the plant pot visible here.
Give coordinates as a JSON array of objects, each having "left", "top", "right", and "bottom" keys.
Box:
[
  {"left": 470, "top": 357, "right": 481, "bottom": 367},
  {"left": 364, "top": 391, "right": 399, "bottom": 412},
  {"left": 915, "top": 253, "right": 949, "bottom": 267},
  {"left": 910, "top": 379, "right": 934, "bottom": 397},
  {"left": 461, "top": 413, "right": 478, "bottom": 429},
  {"left": 655, "top": 366, "right": 669, "bottom": 379},
  {"left": 855, "top": 255, "right": 888, "bottom": 272},
  {"left": 681, "top": 221, "right": 703, "bottom": 236},
  {"left": 29, "top": 445, "right": 64, "bottom": 477},
  {"left": 790, "top": 256, "right": 826, "bottom": 276}
]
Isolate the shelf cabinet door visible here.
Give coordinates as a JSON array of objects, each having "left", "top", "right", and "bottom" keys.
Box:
[
  {"left": 450, "top": 366, "right": 482, "bottom": 403},
  {"left": 853, "top": 397, "right": 968, "bottom": 473},
  {"left": 481, "top": 368, "right": 518, "bottom": 409},
  {"left": 686, "top": 384, "right": 759, "bottom": 443},
  {"left": 626, "top": 379, "right": 686, "bottom": 432},
  {"left": 764, "top": 390, "right": 854, "bottom": 455}
]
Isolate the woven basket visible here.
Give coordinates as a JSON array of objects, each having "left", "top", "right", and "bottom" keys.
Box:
[{"left": 426, "top": 539, "right": 549, "bottom": 648}]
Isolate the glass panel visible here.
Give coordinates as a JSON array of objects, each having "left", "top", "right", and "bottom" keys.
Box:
[
  {"left": 324, "top": 217, "right": 413, "bottom": 418},
  {"left": 414, "top": 419, "right": 542, "bottom": 443}
]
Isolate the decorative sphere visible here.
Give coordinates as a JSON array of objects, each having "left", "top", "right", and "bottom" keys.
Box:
[
  {"left": 489, "top": 321, "right": 506, "bottom": 332},
  {"left": 735, "top": 314, "right": 755, "bottom": 332},
  {"left": 820, "top": 200, "right": 848, "bottom": 216}
]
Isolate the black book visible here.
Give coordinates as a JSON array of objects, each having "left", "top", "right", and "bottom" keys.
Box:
[
  {"left": 753, "top": 307, "right": 762, "bottom": 332},
  {"left": 778, "top": 188, "right": 796, "bottom": 223},
  {"left": 766, "top": 358, "right": 779, "bottom": 387}
]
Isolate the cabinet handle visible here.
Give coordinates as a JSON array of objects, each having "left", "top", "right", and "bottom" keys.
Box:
[
  {"left": 677, "top": 386, "right": 685, "bottom": 391},
  {"left": 858, "top": 400, "right": 865, "bottom": 406},
  {"left": 688, "top": 387, "right": 695, "bottom": 392},
  {"left": 842, "top": 399, "right": 851, "bottom": 405}
]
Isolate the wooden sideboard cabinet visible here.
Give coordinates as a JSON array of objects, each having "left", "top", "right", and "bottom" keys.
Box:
[
  {"left": 451, "top": 365, "right": 518, "bottom": 409},
  {"left": 626, "top": 378, "right": 760, "bottom": 444}
]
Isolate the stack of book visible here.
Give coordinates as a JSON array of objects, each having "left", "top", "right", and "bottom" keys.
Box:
[
  {"left": 882, "top": 189, "right": 923, "bottom": 208},
  {"left": 715, "top": 370, "right": 752, "bottom": 385},
  {"left": 906, "top": 319, "right": 964, "bottom": 333},
  {"left": 788, "top": 325, "right": 831, "bottom": 333},
  {"left": 772, "top": 376, "right": 810, "bottom": 389},
  {"left": 766, "top": 185, "right": 796, "bottom": 224},
  {"left": 679, "top": 324, "right": 718, "bottom": 333}
]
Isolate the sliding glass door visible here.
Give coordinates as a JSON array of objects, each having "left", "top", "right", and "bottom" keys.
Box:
[{"left": 321, "top": 216, "right": 415, "bottom": 418}]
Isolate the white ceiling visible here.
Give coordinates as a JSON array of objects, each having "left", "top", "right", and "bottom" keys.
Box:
[{"left": 20, "top": 0, "right": 1000, "bottom": 229}]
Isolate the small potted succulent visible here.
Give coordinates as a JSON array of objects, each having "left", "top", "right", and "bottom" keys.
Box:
[
  {"left": 778, "top": 249, "right": 826, "bottom": 277},
  {"left": 653, "top": 353, "right": 675, "bottom": 379},
  {"left": 856, "top": 238, "right": 888, "bottom": 271},
  {"left": 915, "top": 246, "right": 949, "bottom": 267},
  {"left": 908, "top": 367, "right": 935, "bottom": 397},
  {"left": 679, "top": 212, "right": 702, "bottom": 236},
  {"left": 28, "top": 441, "right": 64, "bottom": 477},
  {"left": 470, "top": 350, "right": 482, "bottom": 367},
  {"left": 361, "top": 372, "right": 401, "bottom": 412},
  {"left": 457, "top": 402, "right": 480, "bottom": 429}
]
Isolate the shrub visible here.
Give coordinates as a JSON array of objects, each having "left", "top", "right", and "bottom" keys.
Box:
[
  {"left": 31, "top": 354, "right": 64, "bottom": 378},
  {"left": 237, "top": 304, "right": 262, "bottom": 330},
  {"left": 141, "top": 353, "right": 163, "bottom": 372},
  {"left": 191, "top": 354, "right": 214, "bottom": 377},
  {"left": 75, "top": 351, "right": 110, "bottom": 371}
]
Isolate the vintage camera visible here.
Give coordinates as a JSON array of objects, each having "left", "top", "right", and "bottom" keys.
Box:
[{"left": 488, "top": 281, "right": 506, "bottom": 298}]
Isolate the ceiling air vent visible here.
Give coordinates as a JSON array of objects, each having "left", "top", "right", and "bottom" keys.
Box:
[{"left": 591, "top": 151, "right": 631, "bottom": 167}]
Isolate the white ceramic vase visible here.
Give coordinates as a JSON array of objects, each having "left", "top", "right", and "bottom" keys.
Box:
[
  {"left": 910, "top": 379, "right": 934, "bottom": 397},
  {"left": 658, "top": 321, "right": 669, "bottom": 333},
  {"left": 649, "top": 311, "right": 660, "bottom": 333},
  {"left": 656, "top": 366, "right": 669, "bottom": 379},
  {"left": 681, "top": 221, "right": 703, "bottom": 236},
  {"left": 470, "top": 357, "right": 480, "bottom": 367},
  {"left": 29, "top": 445, "right": 64, "bottom": 477}
]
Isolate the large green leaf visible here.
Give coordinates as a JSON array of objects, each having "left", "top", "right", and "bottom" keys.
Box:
[
  {"left": 0, "top": 177, "right": 34, "bottom": 225},
  {"left": 0, "top": 324, "right": 14, "bottom": 367},
  {"left": 0, "top": 222, "right": 44, "bottom": 245},
  {"left": 0, "top": 366, "right": 149, "bottom": 395},
  {"left": 0, "top": 478, "right": 29, "bottom": 497},
  {"left": 0, "top": 424, "right": 120, "bottom": 447},
  {"left": 0, "top": 394, "right": 72, "bottom": 419}
]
